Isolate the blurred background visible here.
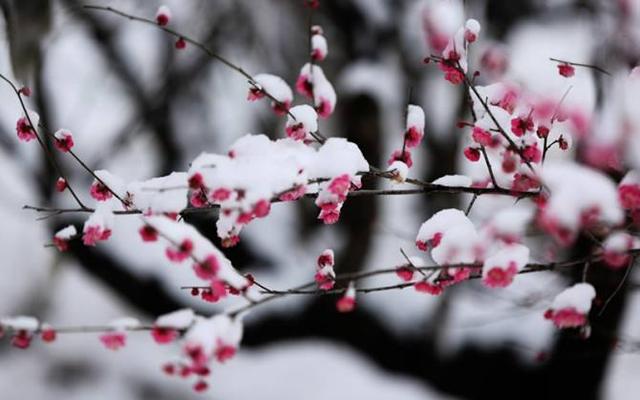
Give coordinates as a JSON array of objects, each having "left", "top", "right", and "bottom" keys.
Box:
[{"left": 1, "top": 0, "right": 640, "bottom": 399}]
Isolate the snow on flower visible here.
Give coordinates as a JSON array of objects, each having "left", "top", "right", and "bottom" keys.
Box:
[
  {"left": 481, "top": 244, "right": 530, "bottom": 288},
  {"left": 296, "top": 63, "right": 337, "bottom": 118},
  {"left": 404, "top": 105, "right": 425, "bottom": 148},
  {"left": 311, "top": 27, "right": 328, "bottom": 62},
  {"left": 143, "top": 216, "right": 254, "bottom": 296},
  {"left": 182, "top": 315, "right": 243, "bottom": 374},
  {"left": 545, "top": 283, "right": 596, "bottom": 329},
  {"left": 602, "top": 231, "right": 637, "bottom": 269},
  {"left": 538, "top": 163, "right": 624, "bottom": 246},
  {"left": 248, "top": 74, "right": 292, "bottom": 115},
  {"left": 155, "top": 5, "right": 171, "bottom": 26},
  {"left": 1, "top": 316, "right": 38, "bottom": 349},
  {"left": 389, "top": 160, "right": 409, "bottom": 183},
  {"left": 421, "top": 0, "right": 464, "bottom": 53},
  {"left": 53, "top": 129, "right": 74, "bottom": 152},
  {"left": 53, "top": 225, "right": 77, "bottom": 251},
  {"left": 336, "top": 282, "right": 356, "bottom": 312},
  {"left": 619, "top": 170, "right": 640, "bottom": 210},
  {"left": 285, "top": 105, "right": 318, "bottom": 141},
  {"left": 416, "top": 208, "right": 475, "bottom": 252},
  {"left": 82, "top": 204, "right": 114, "bottom": 246},
  {"left": 464, "top": 19, "right": 481, "bottom": 43},
  {"left": 315, "top": 249, "right": 336, "bottom": 290},
  {"left": 99, "top": 317, "right": 140, "bottom": 351},
  {"left": 152, "top": 309, "right": 195, "bottom": 344},
  {"left": 482, "top": 206, "right": 534, "bottom": 244}
]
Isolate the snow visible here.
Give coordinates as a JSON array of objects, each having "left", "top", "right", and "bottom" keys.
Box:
[
  {"left": 432, "top": 174, "right": 472, "bottom": 187},
  {"left": 416, "top": 208, "right": 475, "bottom": 247},
  {"left": 389, "top": 160, "right": 409, "bottom": 183},
  {"left": 253, "top": 74, "right": 293, "bottom": 104},
  {"left": 0, "top": 316, "right": 39, "bottom": 331},
  {"left": 540, "top": 162, "right": 623, "bottom": 231},
  {"left": 108, "top": 317, "right": 141, "bottom": 331},
  {"left": 55, "top": 225, "right": 77, "bottom": 240},
  {"left": 550, "top": 283, "right": 596, "bottom": 314},
  {"left": 285, "top": 104, "right": 318, "bottom": 141},
  {"left": 406, "top": 104, "right": 425, "bottom": 132},
  {"left": 155, "top": 309, "right": 195, "bottom": 329}
]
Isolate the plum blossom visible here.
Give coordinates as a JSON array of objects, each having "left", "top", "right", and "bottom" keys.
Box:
[
  {"left": 602, "top": 232, "right": 637, "bottom": 269},
  {"left": 155, "top": 5, "right": 171, "bottom": 26},
  {"left": 311, "top": 27, "right": 328, "bottom": 62},
  {"left": 285, "top": 105, "right": 318, "bottom": 141},
  {"left": 82, "top": 205, "right": 113, "bottom": 246},
  {"left": 315, "top": 249, "right": 336, "bottom": 290},
  {"left": 248, "top": 74, "right": 293, "bottom": 115},
  {"left": 296, "top": 63, "right": 337, "bottom": 118},
  {"left": 544, "top": 283, "right": 596, "bottom": 329},
  {"left": 404, "top": 105, "right": 425, "bottom": 148},
  {"left": 482, "top": 244, "right": 530, "bottom": 288},
  {"left": 53, "top": 225, "right": 77, "bottom": 252},
  {"left": 53, "top": 129, "right": 74, "bottom": 152},
  {"left": 15, "top": 110, "right": 39, "bottom": 142},
  {"left": 336, "top": 283, "right": 356, "bottom": 312}
]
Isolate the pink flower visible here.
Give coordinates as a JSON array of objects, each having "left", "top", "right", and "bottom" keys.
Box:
[
  {"left": 151, "top": 326, "right": 179, "bottom": 344},
  {"left": 471, "top": 127, "right": 492, "bottom": 146},
  {"left": 253, "top": 199, "right": 271, "bottom": 218},
  {"left": 53, "top": 129, "right": 74, "bottom": 152},
  {"left": 510, "top": 116, "right": 534, "bottom": 136},
  {"left": 318, "top": 208, "right": 340, "bottom": 224},
  {"left": 296, "top": 73, "right": 313, "bottom": 98},
  {"left": 315, "top": 271, "right": 335, "bottom": 290},
  {"left": 619, "top": 184, "right": 640, "bottom": 210},
  {"left": 247, "top": 87, "right": 265, "bottom": 101},
  {"left": 82, "top": 226, "right": 112, "bottom": 246},
  {"left": 188, "top": 172, "right": 204, "bottom": 189},
  {"left": 55, "top": 177, "right": 67, "bottom": 192},
  {"left": 11, "top": 331, "right": 32, "bottom": 349},
  {"left": 315, "top": 97, "right": 333, "bottom": 118},
  {"left": 165, "top": 239, "right": 194, "bottom": 262},
  {"left": 501, "top": 152, "right": 517, "bottom": 173},
  {"left": 387, "top": 149, "right": 413, "bottom": 168},
  {"left": 285, "top": 122, "right": 307, "bottom": 141},
  {"left": 175, "top": 37, "right": 186, "bottom": 49},
  {"left": 482, "top": 262, "right": 518, "bottom": 288},
  {"left": 544, "top": 307, "right": 587, "bottom": 328},
  {"left": 139, "top": 225, "right": 158, "bottom": 242},
  {"left": 336, "top": 294, "right": 356, "bottom": 313},
  {"left": 190, "top": 188, "right": 208, "bottom": 208},
  {"left": 200, "top": 279, "right": 227, "bottom": 303},
  {"left": 41, "top": 327, "right": 57, "bottom": 343},
  {"left": 395, "top": 266, "right": 414, "bottom": 282},
  {"left": 522, "top": 144, "right": 542, "bottom": 163},
  {"left": 512, "top": 173, "right": 540, "bottom": 192},
  {"left": 193, "top": 255, "right": 220, "bottom": 280},
  {"left": 16, "top": 117, "right": 36, "bottom": 142},
  {"left": 272, "top": 100, "right": 291, "bottom": 116},
  {"left": 211, "top": 187, "right": 232, "bottom": 202},
  {"left": 53, "top": 236, "right": 70, "bottom": 252},
  {"left": 317, "top": 250, "right": 334, "bottom": 267},
  {"left": 279, "top": 185, "right": 306, "bottom": 201},
  {"left": 537, "top": 125, "right": 550, "bottom": 139},
  {"left": 414, "top": 280, "right": 443, "bottom": 295},
  {"left": 155, "top": 5, "right": 171, "bottom": 26},
  {"left": 90, "top": 181, "right": 112, "bottom": 201},
  {"left": 215, "top": 340, "right": 237, "bottom": 362},
  {"left": 100, "top": 332, "right": 126, "bottom": 350},
  {"left": 557, "top": 63, "right": 575, "bottom": 78},
  {"left": 221, "top": 235, "right": 240, "bottom": 248},
  {"left": 464, "top": 147, "right": 481, "bottom": 162},
  {"left": 404, "top": 126, "right": 424, "bottom": 148},
  {"left": 193, "top": 381, "right": 209, "bottom": 393},
  {"left": 438, "top": 61, "right": 464, "bottom": 85},
  {"left": 328, "top": 174, "right": 351, "bottom": 196},
  {"left": 18, "top": 86, "right": 32, "bottom": 97}
]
